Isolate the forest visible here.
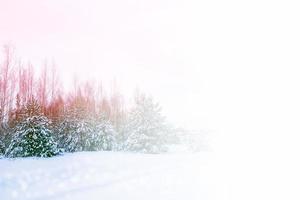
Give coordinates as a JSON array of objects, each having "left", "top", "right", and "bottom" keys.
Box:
[{"left": 0, "top": 45, "right": 197, "bottom": 157}]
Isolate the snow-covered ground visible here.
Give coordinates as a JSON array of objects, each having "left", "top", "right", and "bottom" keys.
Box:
[{"left": 0, "top": 151, "right": 230, "bottom": 200}]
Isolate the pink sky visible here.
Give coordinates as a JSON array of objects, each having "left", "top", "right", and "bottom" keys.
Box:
[
  {"left": 2, "top": 1, "right": 300, "bottom": 197},
  {"left": 0, "top": 0, "right": 205, "bottom": 129},
  {"left": 1, "top": 0, "right": 300, "bottom": 144}
]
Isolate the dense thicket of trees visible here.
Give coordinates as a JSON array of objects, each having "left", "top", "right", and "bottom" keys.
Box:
[{"left": 0, "top": 45, "right": 178, "bottom": 157}]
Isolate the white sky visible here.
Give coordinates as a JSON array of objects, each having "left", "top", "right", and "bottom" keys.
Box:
[
  {"left": 1, "top": 0, "right": 300, "bottom": 148},
  {"left": 1, "top": 0, "right": 300, "bottom": 198}
]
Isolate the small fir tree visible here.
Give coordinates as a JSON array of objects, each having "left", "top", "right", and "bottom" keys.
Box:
[
  {"left": 5, "top": 115, "right": 59, "bottom": 157},
  {"left": 57, "top": 106, "right": 93, "bottom": 152},
  {"left": 0, "top": 137, "right": 4, "bottom": 155},
  {"left": 58, "top": 112, "right": 117, "bottom": 152},
  {"left": 123, "top": 94, "right": 169, "bottom": 153},
  {"left": 5, "top": 100, "right": 59, "bottom": 158},
  {"left": 90, "top": 116, "right": 117, "bottom": 151}
]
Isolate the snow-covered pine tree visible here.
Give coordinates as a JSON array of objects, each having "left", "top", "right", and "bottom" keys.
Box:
[
  {"left": 123, "top": 94, "right": 169, "bottom": 153},
  {"left": 89, "top": 116, "right": 117, "bottom": 151},
  {"left": 57, "top": 107, "right": 92, "bottom": 152},
  {"left": 55, "top": 116, "right": 78, "bottom": 152},
  {"left": 0, "top": 136, "right": 4, "bottom": 156},
  {"left": 0, "top": 127, "right": 13, "bottom": 156},
  {"left": 58, "top": 106, "right": 98, "bottom": 152},
  {"left": 5, "top": 99, "right": 59, "bottom": 158},
  {"left": 58, "top": 110, "right": 117, "bottom": 152}
]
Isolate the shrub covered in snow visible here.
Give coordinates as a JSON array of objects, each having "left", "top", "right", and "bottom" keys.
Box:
[{"left": 5, "top": 115, "right": 59, "bottom": 158}]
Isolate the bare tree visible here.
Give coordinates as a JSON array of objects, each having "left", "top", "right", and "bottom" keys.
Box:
[
  {"left": 109, "top": 80, "right": 125, "bottom": 130},
  {"left": 0, "top": 45, "right": 17, "bottom": 127}
]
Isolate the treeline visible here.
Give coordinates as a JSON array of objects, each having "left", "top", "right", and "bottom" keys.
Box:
[
  {"left": 0, "top": 45, "right": 179, "bottom": 157},
  {"left": 0, "top": 45, "right": 125, "bottom": 130}
]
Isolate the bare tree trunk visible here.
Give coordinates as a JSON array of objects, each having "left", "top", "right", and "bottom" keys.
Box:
[{"left": 0, "top": 45, "right": 16, "bottom": 128}]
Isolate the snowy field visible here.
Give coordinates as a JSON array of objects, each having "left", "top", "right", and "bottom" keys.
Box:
[{"left": 0, "top": 151, "right": 229, "bottom": 200}]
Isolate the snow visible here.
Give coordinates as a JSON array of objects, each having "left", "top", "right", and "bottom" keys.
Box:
[{"left": 0, "top": 151, "right": 229, "bottom": 200}]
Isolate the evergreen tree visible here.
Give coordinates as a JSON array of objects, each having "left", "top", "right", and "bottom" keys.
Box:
[
  {"left": 90, "top": 116, "right": 117, "bottom": 151},
  {"left": 0, "top": 135, "right": 4, "bottom": 155},
  {"left": 0, "top": 128, "right": 12, "bottom": 156},
  {"left": 9, "top": 98, "right": 42, "bottom": 126},
  {"left": 5, "top": 100, "right": 59, "bottom": 158},
  {"left": 5, "top": 115, "right": 59, "bottom": 158},
  {"left": 57, "top": 106, "right": 93, "bottom": 152},
  {"left": 58, "top": 111, "right": 117, "bottom": 152},
  {"left": 123, "top": 94, "right": 169, "bottom": 153},
  {"left": 57, "top": 117, "right": 87, "bottom": 152}
]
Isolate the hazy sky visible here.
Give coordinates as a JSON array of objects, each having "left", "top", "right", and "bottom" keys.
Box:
[
  {"left": 1, "top": 0, "right": 300, "bottom": 150},
  {"left": 0, "top": 0, "right": 203, "bottom": 128},
  {"left": 1, "top": 1, "right": 300, "bottom": 197}
]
